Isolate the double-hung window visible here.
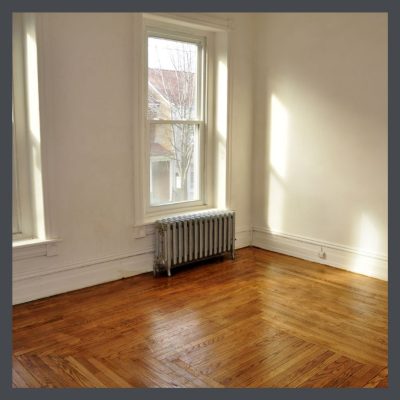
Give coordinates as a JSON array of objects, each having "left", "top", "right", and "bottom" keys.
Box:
[
  {"left": 146, "top": 27, "right": 206, "bottom": 211},
  {"left": 12, "top": 13, "right": 47, "bottom": 243},
  {"left": 12, "top": 14, "right": 34, "bottom": 240}
]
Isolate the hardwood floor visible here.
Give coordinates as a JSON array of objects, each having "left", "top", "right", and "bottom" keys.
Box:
[{"left": 12, "top": 247, "right": 388, "bottom": 388}]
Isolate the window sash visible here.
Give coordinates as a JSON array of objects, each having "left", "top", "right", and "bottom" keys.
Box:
[
  {"left": 145, "top": 26, "right": 207, "bottom": 211},
  {"left": 147, "top": 31, "right": 205, "bottom": 123},
  {"left": 148, "top": 121, "right": 204, "bottom": 208}
]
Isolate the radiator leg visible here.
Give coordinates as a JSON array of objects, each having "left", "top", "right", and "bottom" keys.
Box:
[
  {"left": 231, "top": 244, "right": 235, "bottom": 260},
  {"left": 167, "top": 267, "right": 171, "bottom": 277}
]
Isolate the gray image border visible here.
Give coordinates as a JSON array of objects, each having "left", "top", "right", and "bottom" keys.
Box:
[{"left": 1, "top": 0, "right": 398, "bottom": 399}]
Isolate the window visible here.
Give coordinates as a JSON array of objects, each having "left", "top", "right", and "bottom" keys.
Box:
[
  {"left": 146, "top": 29, "right": 206, "bottom": 209},
  {"left": 133, "top": 14, "right": 230, "bottom": 225},
  {"left": 12, "top": 14, "right": 34, "bottom": 240},
  {"left": 12, "top": 13, "right": 46, "bottom": 242}
]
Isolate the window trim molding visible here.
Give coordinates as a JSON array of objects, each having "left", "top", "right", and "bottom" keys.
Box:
[
  {"left": 143, "top": 13, "right": 233, "bottom": 32},
  {"left": 35, "top": 13, "right": 57, "bottom": 241},
  {"left": 13, "top": 238, "right": 61, "bottom": 261}
]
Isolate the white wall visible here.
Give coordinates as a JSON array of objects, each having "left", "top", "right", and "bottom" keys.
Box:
[
  {"left": 13, "top": 12, "right": 388, "bottom": 303},
  {"left": 12, "top": 13, "right": 254, "bottom": 303},
  {"left": 226, "top": 13, "right": 254, "bottom": 246},
  {"left": 252, "top": 13, "right": 388, "bottom": 279}
]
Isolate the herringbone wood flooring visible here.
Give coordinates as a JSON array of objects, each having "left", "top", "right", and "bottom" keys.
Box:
[{"left": 13, "top": 247, "right": 388, "bottom": 388}]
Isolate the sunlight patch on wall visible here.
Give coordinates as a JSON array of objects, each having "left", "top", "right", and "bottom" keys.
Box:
[
  {"left": 266, "top": 94, "right": 289, "bottom": 230},
  {"left": 356, "top": 213, "right": 380, "bottom": 255},
  {"left": 216, "top": 60, "right": 227, "bottom": 135},
  {"left": 348, "top": 213, "right": 382, "bottom": 276},
  {"left": 214, "top": 46, "right": 228, "bottom": 209},
  {"left": 269, "top": 94, "right": 289, "bottom": 179}
]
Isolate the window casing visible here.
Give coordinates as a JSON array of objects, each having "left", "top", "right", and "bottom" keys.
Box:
[
  {"left": 12, "top": 14, "right": 35, "bottom": 240},
  {"left": 12, "top": 104, "right": 22, "bottom": 236},
  {"left": 144, "top": 24, "right": 210, "bottom": 215},
  {"left": 12, "top": 13, "right": 48, "bottom": 243}
]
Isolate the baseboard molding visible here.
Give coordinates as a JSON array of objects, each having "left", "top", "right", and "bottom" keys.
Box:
[
  {"left": 252, "top": 227, "right": 387, "bottom": 281},
  {"left": 15, "top": 225, "right": 382, "bottom": 304},
  {"left": 13, "top": 252, "right": 154, "bottom": 305},
  {"left": 13, "top": 226, "right": 252, "bottom": 304}
]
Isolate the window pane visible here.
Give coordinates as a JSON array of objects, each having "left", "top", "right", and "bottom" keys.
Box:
[
  {"left": 150, "top": 123, "right": 200, "bottom": 206},
  {"left": 148, "top": 37, "right": 199, "bottom": 120}
]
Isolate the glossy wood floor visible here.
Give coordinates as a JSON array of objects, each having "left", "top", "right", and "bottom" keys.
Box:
[{"left": 13, "top": 247, "right": 388, "bottom": 388}]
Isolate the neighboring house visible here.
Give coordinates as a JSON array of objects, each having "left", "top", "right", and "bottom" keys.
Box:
[{"left": 148, "top": 68, "right": 198, "bottom": 205}]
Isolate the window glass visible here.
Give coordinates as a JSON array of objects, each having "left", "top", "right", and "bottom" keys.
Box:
[
  {"left": 149, "top": 123, "right": 200, "bottom": 205},
  {"left": 148, "top": 37, "right": 198, "bottom": 120},
  {"left": 148, "top": 33, "right": 203, "bottom": 207}
]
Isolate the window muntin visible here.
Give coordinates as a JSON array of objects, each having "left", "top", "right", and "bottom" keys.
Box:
[{"left": 147, "top": 31, "right": 205, "bottom": 208}]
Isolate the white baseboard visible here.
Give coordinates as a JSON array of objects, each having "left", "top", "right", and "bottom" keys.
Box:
[
  {"left": 13, "top": 252, "right": 154, "bottom": 305},
  {"left": 252, "top": 227, "right": 387, "bottom": 281},
  {"left": 15, "top": 225, "right": 383, "bottom": 305},
  {"left": 13, "top": 226, "right": 252, "bottom": 305}
]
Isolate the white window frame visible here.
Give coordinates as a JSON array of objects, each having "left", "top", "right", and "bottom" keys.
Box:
[
  {"left": 132, "top": 13, "right": 232, "bottom": 227},
  {"left": 12, "top": 103, "right": 22, "bottom": 236},
  {"left": 12, "top": 14, "right": 35, "bottom": 241},
  {"left": 133, "top": 15, "right": 216, "bottom": 225},
  {"left": 145, "top": 26, "right": 207, "bottom": 213},
  {"left": 12, "top": 12, "right": 57, "bottom": 257}
]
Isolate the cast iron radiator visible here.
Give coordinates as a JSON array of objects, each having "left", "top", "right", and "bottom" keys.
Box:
[{"left": 153, "top": 210, "right": 235, "bottom": 276}]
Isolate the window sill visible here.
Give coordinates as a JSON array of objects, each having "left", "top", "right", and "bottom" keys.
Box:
[{"left": 13, "top": 238, "right": 61, "bottom": 261}]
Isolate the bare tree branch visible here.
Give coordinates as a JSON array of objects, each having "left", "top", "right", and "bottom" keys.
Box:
[{"left": 149, "top": 39, "right": 198, "bottom": 201}]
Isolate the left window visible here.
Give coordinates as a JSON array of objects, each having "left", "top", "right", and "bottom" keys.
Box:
[
  {"left": 12, "top": 13, "right": 46, "bottom": 242},
  {"left": 12, "top": 14, "right": 34, "bottom": 240}
]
